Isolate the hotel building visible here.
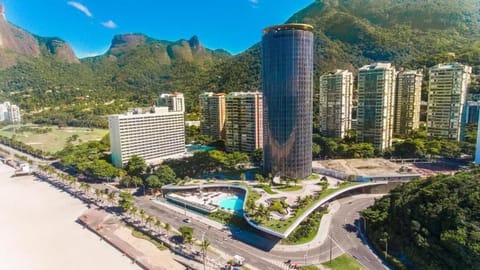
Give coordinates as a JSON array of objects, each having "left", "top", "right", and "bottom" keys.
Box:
[
  {"left": 199, "top": 92, "right": 226, "bottom": 140},
  {"left": 394, "top": 69, "right": 423, "bottom": 136},
  {"left": 109, "top": 107, "right": 185, "bottom": 168},
  {"left": 262, "top": 23, "right": 314, "bottom": 179},
  {"left": 427, "top": 63, "right": 471, "bottom": 141},
  {"left": 319, "top": 69, "right": 353, "bottom": 138},
  {"left": 356, "top": 63, "right": 396, "bottom": 150},
  {"left": 225, "top": 92, "right": 263, "bottom": 154}
]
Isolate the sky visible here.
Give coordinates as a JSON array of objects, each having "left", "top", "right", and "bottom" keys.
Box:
[{"left": 2, "top": 0, "right": 313, "bottom": 58}]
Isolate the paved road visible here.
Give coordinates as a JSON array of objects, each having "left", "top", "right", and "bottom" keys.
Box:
[
  {"left": 329, "top": 196, "right": 388, "bottom": 270},
  {"left": 135, "top": 197, "right": 284, "bottom": 270},
  {"left": 136, "top": 195, "right": 389, "bottom": 270}
]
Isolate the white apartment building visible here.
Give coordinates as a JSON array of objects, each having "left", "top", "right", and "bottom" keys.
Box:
[
  {"left": 0, "top": 101, "right": 21, "bottom": 123},
  {"left": 319, "top": 69, "right": 353, "bottom": 138},
  {"left": 394, "top": 70, "right": 422, "bottom": 136},
  {"left": 225, "top": 91, "right": 263, "bottom": 154},
  {"left": 356, "top": 63, "right": 396, "bottom": 150},
  {"left": 157, "top": 92, "right": 185, "bottom": 112},
  {"left": 427, "top": 63, "right": 471, "bottom": 141},
  {"left": 109, "top": 107, "right": 185, "bottom": 168}
]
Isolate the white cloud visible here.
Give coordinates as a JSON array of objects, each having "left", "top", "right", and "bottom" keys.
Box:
[
  {"left": 67, "top": 1, "right": 93, "bottom": 17},
  {"left": 101, "top": 20, "right": 117, "bottom": 29},
  {"left": 248, "top": 0, "right": 259, "bottom": 8}
]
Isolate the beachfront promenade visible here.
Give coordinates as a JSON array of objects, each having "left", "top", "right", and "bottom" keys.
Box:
[{"left": 32, "top": 169, "right": 208, "bottom": 270}]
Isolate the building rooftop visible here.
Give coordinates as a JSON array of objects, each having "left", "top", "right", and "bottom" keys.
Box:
[
  {"left": 110, "top": 106, "right": 184, "bottom": 118},
  {"left": 430, "top": 62, "right": 470, "bottom": 70},
  {"left": 359, "top": 62, "right": 393, "bottom": 71},
  {"left": 263, "top": 23, "right": 314, "bottom": 35},
  {"left": 227, "top": 91, "right": 262, "bottom": 97}
]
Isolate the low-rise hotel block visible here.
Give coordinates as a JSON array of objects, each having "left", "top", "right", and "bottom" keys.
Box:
[{"left": 109, "top": 107, "right": 185, "bottom": 168}]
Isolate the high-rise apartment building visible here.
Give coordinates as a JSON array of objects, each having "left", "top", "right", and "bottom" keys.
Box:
[
  {"left": 199, "top": 92, "right": 226, "bottom": 140},
  {"left": 109, "top": 107, "right": 185, "bottom": 168},
  {"left": 427, "top": 63, "right": 471, "bottom": 141},
  {"left": 0, "top": 101, "right": 21, "bottom": 123},
  {"left": 157, "top": 93, "right": 185, "bottom": 112},
  {"left": 356, "top": 63, "right": 396, "bottom": 150},
  {"left": 319, "top": 70, "right": 353, "bottom": 138},
  {"left": 262, "top": 23, "right": 314, "bottom": 179},
  {"left": 464, "top": 101, "right": 480, "bottom": 124},
  {"left": 394, "top": 69, "right": 422, "bottom": 136},
  {"left": 225, "top": 92, "right": 263, "bottom": 154}
]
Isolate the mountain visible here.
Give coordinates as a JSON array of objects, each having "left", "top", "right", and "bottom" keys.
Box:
[
  {"left": 2, "top": 0, "right": 480, "bottom": 119},
  {"left": 100, "top": 33, "right": 229, "bottom": 64},
  {"left": 362, "top": 170, "right": 480, "bottom": 269},
  {"left": 0, "top": 5, "right": 78, "bottom": 68}
]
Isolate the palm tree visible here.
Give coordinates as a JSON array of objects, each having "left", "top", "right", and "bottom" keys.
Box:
[
  {"left": 95, "top": 189, "right": 104, "bottom": 203},
  {"left": 107, "top": 191, "right": 116, "bottom": 206},
  {"left": 200, "top": 239, "right": 210, "bottom": 270},
  {"left": 154, "top": 219, "right": 162, "bottom": 233},
  {"left": 145, "top": 215, "right": 154, "bottom": 230},
  {"left": 165, "top": 223, "right": 171, "bottom": 239},
  {"left": 139, "top": 209, "right": 146, "bottom": 224}
]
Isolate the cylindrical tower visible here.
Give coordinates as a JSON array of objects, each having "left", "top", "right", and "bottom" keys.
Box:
[{"left": 262, "top": 23, "right": 314, "bottom": 179}]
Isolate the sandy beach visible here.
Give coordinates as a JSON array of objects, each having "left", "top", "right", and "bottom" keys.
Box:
[{"left": 0, "top": 163, "right": 140, "bottom": 270}]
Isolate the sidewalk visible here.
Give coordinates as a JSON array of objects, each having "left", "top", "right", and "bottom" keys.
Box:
[
  {"left": 272, "top": 201, "right": 341, "bottom": 252},
  {"left": 150, "top": 198, "right": 262, "bottom": 270}
]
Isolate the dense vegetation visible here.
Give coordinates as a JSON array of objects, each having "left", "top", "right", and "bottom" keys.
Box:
[
  {"left": 2, "top": 0, "right": 480, "bottom": 124},
  {"left": 362, "top": 170, "right": 480, "bottom": 269}
]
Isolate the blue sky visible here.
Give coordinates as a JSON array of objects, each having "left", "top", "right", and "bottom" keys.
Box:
[{"left": 2, "top": 0, "right": 313, "bottom": 58}]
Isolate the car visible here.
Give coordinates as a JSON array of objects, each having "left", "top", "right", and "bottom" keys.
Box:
[{"left": 183, "top": 218, "right": 191, "bottom": 223}]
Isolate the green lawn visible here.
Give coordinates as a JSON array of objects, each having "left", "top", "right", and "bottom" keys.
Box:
[
  {"left": 260, "top": 182, "right": 359, "bottom": 232},
  {"left": 322, "top": 254, "right": 365, "bottom": 270},
  {"left": 129, "top": 226, "right": 167, "bottom": 251},
  {"left": 254, "top": 184, "right": 278, "bottom": 194},
  {"left": 0, "top": 124, "right": 108, "bottom": 153}
]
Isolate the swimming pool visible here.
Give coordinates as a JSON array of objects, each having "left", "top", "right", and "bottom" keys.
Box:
[{"left": 218, "top": 196, "right": 244, "bottom": 213}]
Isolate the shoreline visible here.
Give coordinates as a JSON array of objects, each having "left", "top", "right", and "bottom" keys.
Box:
[{"left": 0, "top": 163, "right": 141, "bottom": 270}]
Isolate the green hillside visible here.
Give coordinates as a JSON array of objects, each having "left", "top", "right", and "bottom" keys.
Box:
[
  {"left": 2, "top": 0, "right": 480, "bottom": 124},
  {"left": 362, "top": 170, "right": 480, "bottom": 269}
]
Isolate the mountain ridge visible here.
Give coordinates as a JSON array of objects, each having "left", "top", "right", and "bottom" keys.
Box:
[{"left": 2, "top": 0, "right": 480, "bottom": 115}]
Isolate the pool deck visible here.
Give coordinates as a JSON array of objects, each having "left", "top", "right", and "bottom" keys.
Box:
[{"left": 167, "top": 190, "right": 242, "bottom": 214}]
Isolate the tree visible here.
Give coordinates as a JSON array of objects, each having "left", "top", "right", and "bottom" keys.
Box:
[
  {"left": 107, "top": 191, "right": 116, "bottom": 206},
  {"left": 125, "top": 155, "right": 147, "bottom": 177},
  {"left": 145, "top": 215, "right": 154, "bottom": 229},
  {"left": 119, "top": 192, "right": 134, "bottom": 212},
  {"left": 312, "top": 142, "right": 322, "bottom": 158},
  {"left": 200, "top": 239, "right": 210, "bottom": 270},
  {"left": 153, "top": 165, "right": 177, "bottom": 185},
  {"left": 145, "top": 175, "right": 162, "bottom": 194},
  {"left": 94, "top": 189, "right": 104, "bottom": 203},
  {"left": 252, "top": 148, "right": 263, "bottom": 163},
  {"left": 165, "top": 223, "right": 171, "bottom": 239},
  {"left": 179, "top": 226, "right": 194, "bottom": 247},
  {"left": 139, "top": 209, "right": 146, "bottom": 224},
  {"left": 240, "top": 173, "right": 246, "bottom": 182}
]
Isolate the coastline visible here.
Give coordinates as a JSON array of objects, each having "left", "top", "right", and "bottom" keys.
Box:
[{"left": 0, "top": 163, "right": 140, "bottom": 270}]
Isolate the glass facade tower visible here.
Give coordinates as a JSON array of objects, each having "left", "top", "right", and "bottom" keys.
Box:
[{"left": 262, "top": 24, "right": 314, "bottom": 179}]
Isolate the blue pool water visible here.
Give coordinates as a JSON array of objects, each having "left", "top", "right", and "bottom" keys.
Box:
[
  {"left": 218, "top": 196, "right": 244, "bottom": 213},
  {"left": 186, "top": 144, "right": 216, "bottom": 152}
]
